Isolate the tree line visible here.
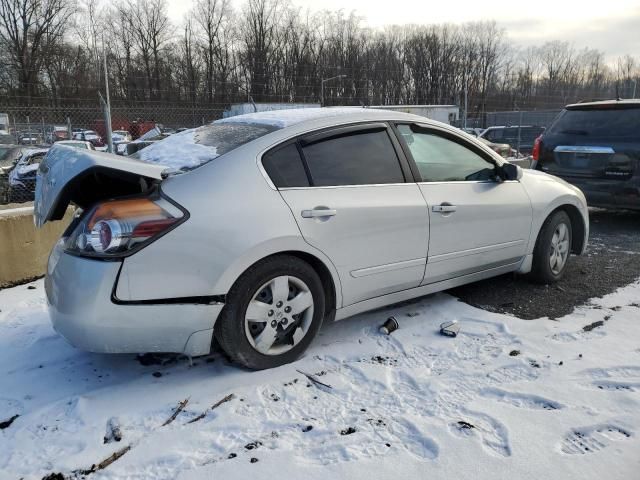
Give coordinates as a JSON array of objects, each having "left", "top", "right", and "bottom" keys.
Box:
[{"left": 1, "top": 0, "right": 638, "bottom": 118}]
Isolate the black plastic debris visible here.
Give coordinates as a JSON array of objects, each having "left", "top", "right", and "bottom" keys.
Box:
[
  {"left": 0, "top": 414, "right": 19, "bottom": 430},
  {"left": 340, "top": 427, "right": 356, "bottom": 435},
  {"left": 380, "top": 316, "right": 399, "bottom": 335},
  {"left": 583, "top": 320, "right": 604, "bottom": 332},
  {"left": 440, "top": 320, "right": 460, "bottom": 337}
]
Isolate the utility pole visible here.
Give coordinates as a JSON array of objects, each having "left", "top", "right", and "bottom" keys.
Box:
[
  {"left": 633, "top": 79, "right": 637, "bottom": 99},
  {"left": 102, "top": 38, "right": 113, "bottom": 153},
  {"left": 463, "top": 76, "right": 468, "bottom": 129},
  {"left": 321, "top": 75, "right": 346, "bottom": 107}
]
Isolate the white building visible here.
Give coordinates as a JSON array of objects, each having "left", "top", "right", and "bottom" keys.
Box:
[
  {"left": 223, "top": 103, "right": 320, "bottom": 118},
  {"left": 366, "top": 105, "right": 459, "bottom": 125}
]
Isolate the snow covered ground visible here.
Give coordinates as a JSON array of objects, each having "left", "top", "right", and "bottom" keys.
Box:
[{"left": 1, "top": 278, "right": 639, "bottom": 480}]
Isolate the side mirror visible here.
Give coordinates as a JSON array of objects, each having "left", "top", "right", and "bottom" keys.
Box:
[{"left": 496, "top": 162, "right": 521, "bottom": 181}]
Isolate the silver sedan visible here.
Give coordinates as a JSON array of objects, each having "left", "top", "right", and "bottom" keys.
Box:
[{"left": 35, "top": 108, "right": 588, "bottom": 369}]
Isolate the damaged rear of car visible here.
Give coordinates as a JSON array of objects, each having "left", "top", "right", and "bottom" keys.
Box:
[{"left": 36, "top": 123, "right": 277, "bottom": 356}]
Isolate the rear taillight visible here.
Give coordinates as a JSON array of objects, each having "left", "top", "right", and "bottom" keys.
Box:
[
  {"left": 64, "top": 197, "right": 185, "bottom": 257},
  {"left": 532, "top": 135, "right": 542, "bottom": 161}
]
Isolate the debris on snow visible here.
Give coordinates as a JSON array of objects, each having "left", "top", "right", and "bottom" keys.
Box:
[
  {"left": 0, "top": 414, "right": 19, "bottom": 429},
  {"left": 103, "top": 417, "right": 123, "bottom": 444},
  {"left": 161, "top": 398, "right": 189, "bottom": 427},
  {"left": 296, "top": 369, "right": 332, "bottom": 389},
  {"left": 583, "top": 320, "right": 605, "bottom": 332},
  {"left": 379, "top": 316, "right": 399, "bottom": 335},
  {"left": 440, "top": 320, "right": 460, "bottom": 337},
  {"left": 187, "top": 393, "right": 235, "bottom": 424}
]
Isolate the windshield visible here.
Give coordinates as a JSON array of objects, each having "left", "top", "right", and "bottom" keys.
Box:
[
  {"left": 549, "top": 107, "right": 640, "bottom": 139},
  {"left": 132, "top": 122, "right": 278, "bottom": 172}
]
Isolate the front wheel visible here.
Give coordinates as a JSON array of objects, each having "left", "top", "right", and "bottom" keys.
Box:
[
  {"left": 215, "top": 255, "right": 325, "bottom": 370},
  {"left": 530, "top": 210, "right": 572, "bottom": 284}
]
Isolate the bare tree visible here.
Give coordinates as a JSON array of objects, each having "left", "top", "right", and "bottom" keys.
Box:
[{"left": 0, "top": 0, "right": 74, "bottom": 100}]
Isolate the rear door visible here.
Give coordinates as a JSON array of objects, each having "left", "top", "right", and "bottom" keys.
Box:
[
  {"left": 270, "top": 123, "right": 430, "bottom": 306},
  {"left": 394, "top": 123, "right": 532, "bottom": 283},
  {"left": 536, "top": 106, "right": 640, "bottom": 205}
]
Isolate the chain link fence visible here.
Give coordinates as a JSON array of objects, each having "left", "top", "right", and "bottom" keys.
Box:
[
  {"left": 0, "top": 102, "right": 567, "bottom": 205},
  {"left": 0, "top": 102, "right": 229, "bottom": 205}
]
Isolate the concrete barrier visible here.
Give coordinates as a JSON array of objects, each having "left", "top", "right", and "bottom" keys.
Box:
[{"left": 0, "top": 207, "right": 74, "bottom": 287}]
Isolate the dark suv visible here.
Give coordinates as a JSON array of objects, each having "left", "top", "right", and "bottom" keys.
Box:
[
  {"left": 532, "top": 99, "right": 640, "bottom": 210},
  {"left": 480, "top": 125, "right": 546, "bottom": 155}
]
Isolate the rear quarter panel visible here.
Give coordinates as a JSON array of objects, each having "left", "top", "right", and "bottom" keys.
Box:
[{"left": 115, "top": 139, "right": 343, "bottom": 306}]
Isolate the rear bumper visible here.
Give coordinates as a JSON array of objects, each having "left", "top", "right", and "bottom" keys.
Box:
[
  {"left": 45, "top": 243, "right": 223, "bottom": 356},
  {"left": 550, "top": 175, "right": 640, "bottom": 210}
]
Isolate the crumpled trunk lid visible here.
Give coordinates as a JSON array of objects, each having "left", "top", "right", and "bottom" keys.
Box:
[{"left": 34, "top": 145, "right": 167, "bottom": 227}]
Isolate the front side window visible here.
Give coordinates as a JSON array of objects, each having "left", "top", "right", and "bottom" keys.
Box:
[
  {"left": 397, "top": 124, "right": 495, "bottom": 182},
  {"left": 301, "top": 129, "right": 404, "bottom": 187}
]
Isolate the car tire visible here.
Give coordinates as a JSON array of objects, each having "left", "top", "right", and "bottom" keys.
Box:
[
  {"left": 530, "top": 210, "right": 572, "bottom": 284},
  {"left": 215, "top": 255, "right": 325, "bottom": 370}
]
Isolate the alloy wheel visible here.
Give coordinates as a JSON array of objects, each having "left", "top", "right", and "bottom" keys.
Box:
[
  {"left": 244, "top": 275, "right": 314, "bottom": 355},
  {"left": 549, "top": 222, "right": 570, "bottom": 275}
]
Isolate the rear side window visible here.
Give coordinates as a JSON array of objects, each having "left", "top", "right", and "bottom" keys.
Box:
[
  {"left": 549, "top": 108, "right": 640, "bottom": 139},
  {"left": 301, "top": 130, "right": 404, "bottom": 186},
  {"left": 262, "top": 143, "right": 309, "bottom": 188}
]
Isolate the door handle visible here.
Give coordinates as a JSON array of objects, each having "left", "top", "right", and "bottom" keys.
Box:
[
  {"left": 432, "top": 204, "right": 457, "bottom": 213},
  {"left": 301, "top": 208, "right": 337, "bottom": 218}
]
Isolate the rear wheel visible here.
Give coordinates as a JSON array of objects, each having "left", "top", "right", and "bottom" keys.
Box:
[
  {"left": 215, "top": 255, "right": 325, "bottom": 370},
  {"left": 530, "top": 210, "right": 572, "bottom": 284}
]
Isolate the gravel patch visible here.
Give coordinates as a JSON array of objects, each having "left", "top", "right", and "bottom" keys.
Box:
[{"left": 451, "top": 209, "right": 640, "bottom": 319}]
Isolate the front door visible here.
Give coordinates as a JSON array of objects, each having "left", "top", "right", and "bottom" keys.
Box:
[{"left": 394, "top": 124, "right": 532, "bottom": 283}]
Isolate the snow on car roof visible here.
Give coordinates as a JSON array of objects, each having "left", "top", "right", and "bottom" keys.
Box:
[
  {"left": 215, "top": 107, "right": 398, "bottom": 128},
  {"left": 131, "top": 108, "right": 425, "bottom": 172},
  {"left": 134, "top": 123, "right": 276, "bottom": 171}
]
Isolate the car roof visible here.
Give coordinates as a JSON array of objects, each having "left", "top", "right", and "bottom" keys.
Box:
[
  {"left": 566, "top": 98, "right": 640, "bottom": 109},
  {"left": 215, "top": 107, "right": 446, "bottom": 131}
]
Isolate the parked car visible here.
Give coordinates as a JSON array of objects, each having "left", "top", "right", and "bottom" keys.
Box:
[
  {"left": 47, "top": 125, "right": 70, "bottom": 143},
  {"left": 478, "top": 137, "right": 512, "bottom": 158},
  {"left": 8, "top": 148, "right": 48, "bottom": 202},
  {"left": 73, "top": 130, "right": 107, "bottom": 151},
  {"left": 36, "top": 108, "right": 588, "bottom": 370},
  {"left": 461, "top": 127, "right": 483, "bottom": 137},
  {"left": 0, "top": 145, "right": 29, "bottom": 202},
  {"left": 56, "top": 140, "right": 95, "bottom": 150},
  {"left": 532, "top": 99, "right": 640, "bottom": 210},
  {"left": 19, "top": 131, "right": 43, "bottom": 145},
  {"left": 124, "top": 128, "right": 170, "bottom": 156},
  {"left": 112, "top": 130, "right": 133, "bottom": 142},
  {"left": 480, "top": 125, "right": 545, "bottom": 155},
  {"left": 0, "top": 133, "right": 16, "bottom": 144}
]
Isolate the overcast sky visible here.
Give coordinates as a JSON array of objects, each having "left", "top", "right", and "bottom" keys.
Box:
[{"left": 166, "top": 0, "right": 640, "bottom": 61}]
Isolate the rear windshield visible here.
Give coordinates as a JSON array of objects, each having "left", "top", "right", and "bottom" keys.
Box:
[
  {"left": 549, "top": 108, "right": 640, "bottom": 139},
  {"left": 132, "top": 122, "right": 278, "bottom": 172}
]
